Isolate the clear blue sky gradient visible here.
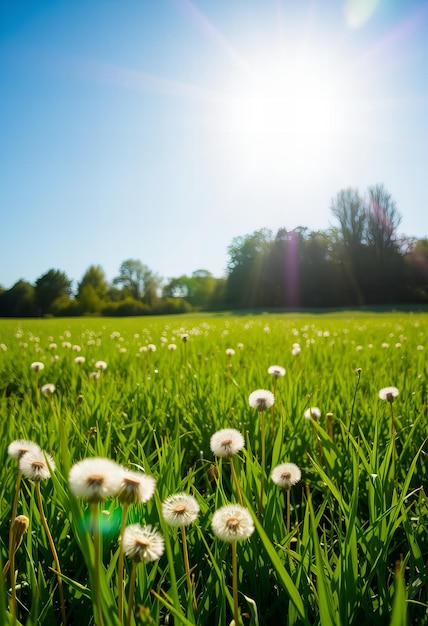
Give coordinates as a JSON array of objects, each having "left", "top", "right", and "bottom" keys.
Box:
[{"left": 1, "top": 0, "right": 427, "bottom": 289}]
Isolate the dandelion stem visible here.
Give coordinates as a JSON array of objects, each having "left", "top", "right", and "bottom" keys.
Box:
[
  {"left": 35, "top": 481, "right": 67, "bottom": 626},
  {"left": 180, "top": 525, "right": 197, "bottom": 610},
  {"left": 271, "top": 378, "right": 278, "bottom": 436},
  {"left": 229, "top": 456, "right": 243, "bottom": 506},
  {"left": 257, "top": 411, "right": 266, "bottom": 518},
  {"left": 348, "top": 369, "right": 361, "bottom": 446},
  {"left": 91, "top": 503, "right": 104, "bottom": 626},
  {"left": 118, "top": 502, "right": 129, "bottom": 623},
  {"left": 8, "top": 469, "right": 22, "bottom": 620},
  {"left": 126, "top": 561, "right": 137, "bottom": 626},
  {"left": 231, "top": 540, "right": 241, "bottom": 626}
]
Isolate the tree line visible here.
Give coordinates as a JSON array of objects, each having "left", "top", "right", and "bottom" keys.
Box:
[{"left": 1, "top": 184, "right": 427, "bottom": 316}]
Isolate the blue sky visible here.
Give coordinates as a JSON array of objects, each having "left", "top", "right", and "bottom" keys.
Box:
[{"left": 1, "top": 0, "right": 427, "bottom": 289}]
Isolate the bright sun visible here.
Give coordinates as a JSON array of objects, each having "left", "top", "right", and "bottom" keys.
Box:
[{"left": 217, "top": 43, "right": 357, "bottom": 185}]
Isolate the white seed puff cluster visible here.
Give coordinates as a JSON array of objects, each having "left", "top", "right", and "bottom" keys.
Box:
[
  {"left": 379, "top": 386, "right": 399, "bottom": 402},
  {"left": 19, "top": 449, "right": 56, "bottom": 481},
  {"left": 8, "top": 439, "right": 41, "bottom": 460},
  {"left": 162, "top": 493, "right": 200, "bottom": 527},
  {"left": 248, "top": 389, "right": 275, "bottom": 411},
  {"left": 268, "top": 365, "right": 286, "bottom": 378},
  {"left": 271, "top": 462, "right": 301, "bottom": 489},
  {"left": 211, "top": 504, "right": 254, "bottom": 542},
  {"left": 68, "top": 457, "right": 124, "bottom": 502},
  {"left": 210, "top": 428, "right": 245, "bottom": 458},
  {"left": 122, "top": 524, "right": 165, "bottom": 563}
]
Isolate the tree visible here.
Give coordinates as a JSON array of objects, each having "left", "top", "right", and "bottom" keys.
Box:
[
  {"left": 0, "top": 280, "right": 35, "bottom": 317},
  {"left": 366, "top": 184, "right": 402, "bottom": 259},
  {"left": 226, "top": 229, "right": 273, "bottom": 307},
  {"left": 113, "top": 259, "right": 161, "bottom": 308},
  {"left": 77, "top": 265, "right": 109, "bottom": 314},
  {"left": 35, "top": 269, "right": 73, "bottom": 315}
]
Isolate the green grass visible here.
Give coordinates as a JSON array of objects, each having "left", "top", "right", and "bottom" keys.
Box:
[{"left": 0, "top": 312, "right": 427, "bottom": 625}]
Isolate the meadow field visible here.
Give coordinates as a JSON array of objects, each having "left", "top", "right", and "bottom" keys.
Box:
[{"left": 0, "top": 312, "right": 427, "bottom": 626}]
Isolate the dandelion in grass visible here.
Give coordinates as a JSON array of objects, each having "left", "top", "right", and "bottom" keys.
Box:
[
  {"left": 74, "top": 356, "right": 85, "bottom": 364},
  {"left": 212, "top": 504, "right": 254, "bottom": 626},
  {"left": 117, "top": 470, "right": 156, "bottom": 621},
  {"left": 31, "top": 361, "right": 44, "bottom": 407},
  {"left": 19, "top": 449, "right": 55, "bottom": 481},
  {"left": 69, "top": 457, "right": 123, "bottom": 502},
  {"left": 379, "top": 386, "right": 399, "bottom": 437},
  {"left": 379, "top": 386, "right": 399, "bottom": 402},
  {"left": 226, "top": 348, "right": 235, "bottom": 356},
  {"left": 249, "top": 389, "right": 274, "bottom": 411},
  {"left": 41, "top": 383, "right": 55, "bottom": 395},
  {"left": 147, "top": 343, "right": 156, "bottom": 352},
  {"left": 7, "top": 440, "right": 40, "bottom": 619},
  {"left": 304, "top": 407, "right": 321, "bottom": 420},
  {"left": 8, "top": 439, "right": 41, "bottom": 460},
  {"left": 210, "top": 428, "right": 245, "bottom": 458},
  {"left": 162, "top": 493, "right": 200, "bottom": 607},
  {"left": 268, "top": 365, "right": 286, "bottom": 378},
  {"left": 20, "top": 450, "right": 66, "bottom": 623},
  {"left": 249, "top": 390, "right": 274, "bottom": 516},
  {"left": 89, "top": 371, "right": 100, "bottom": 380},
  {"left": 70, "top": 457, "right": 122, "bottom": 625},
  {"left": 31, "top": 361, "right": 44, "bottom": 372},
  {"left": 268, "top": 366, "right": 285, "bottom": 434},
  {"left": 3, "top": 514, "right": 29, "bottom": 617},
  {"left": 118, "top": 470, "right": 156, "bottom": 505},
  {"left": 123, "top": 524, "right": 164, "bottom": 626},
  {"left": 168, "top": 343, "right": 177, "bottom": 351},
  {"left": 95, "top": 360, "right": 107, "bottom": 370},
  {"left": 210, "top": 428, "right": 245, "bottom": 505},
  {"left": 271, "top": 462, "right": 301, "bottom": 537}
]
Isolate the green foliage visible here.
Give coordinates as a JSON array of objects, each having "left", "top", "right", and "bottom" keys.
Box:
[{"left": 0, "top": 312, "right": 427, "bottom": 625}]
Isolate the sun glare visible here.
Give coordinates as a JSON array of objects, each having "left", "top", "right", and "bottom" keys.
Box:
[{"left": 218, "top": 44, "right": 356, "bottom": 183}]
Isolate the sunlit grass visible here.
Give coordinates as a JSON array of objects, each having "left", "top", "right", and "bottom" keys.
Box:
[{"left": 0, "top": 312, "right": 427, "bottom": 625}]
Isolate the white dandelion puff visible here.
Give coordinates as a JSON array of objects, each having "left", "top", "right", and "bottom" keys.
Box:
[
  {"left": 268, "top": 365, "right": 286, "bottom": 377},
  {"left": 304, "top": 407, "right": 321, "bottom": 420},
  {"left": 379, "top": 387, "right": 399, "bottom": 402},
  {"left": 68, "top": 457, "right": 123, "bottom": 502},
  {"left": 210, "top": 428, "right": 245, "bottom": 458},
  {"left": 118, "top": 470, "right": 156, "bottom": 505},
  {"left": 162, "top": 493, "right": 200, "bottom": 527},
  {"left": 248, "top": 389, "right": 275, "bottom": 411},
  {"left": 122, "top": 524, "right": 165, "bottom": 563},
  {"left": 211, "top": 504, "right": 254, "bottom": 542},
  {"left": 8, "top": 439, "right": 41, "bottom": 460},
  {"left": 271, "top": 462, "right": 301, "bottom": 489},
  {"left": 41, "top": 383, "right": 55, "bottom": 395},
  {"left": 19, "top": 449, "right": 55, "bottom": 481},
  {"left": 31, "top": 361, "right": 44, "bottom": 372}
]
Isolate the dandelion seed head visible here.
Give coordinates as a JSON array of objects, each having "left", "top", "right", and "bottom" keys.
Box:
[
  {"left": 95, "top": 360, "right": 107, "bottom": 370},
  {"left": 74, "top": 356, "right": 85, "bottom": 364},
  {"left": 68, "top": 457, "right": 123, "bottom": 502},
  {"left": 248, "top": 389, "right": 275, "bottom": 411},
  {"left": 31, "top": 361, "right": 44, "bottom": 372},
  {"left": 211, "top": 504, "right": 254, "bottom": 542},
  {"left": 226, "top": 348, "right": 235, "bottom": 356},
  {"left": 19, "top": 449, "right": 55, "bottom": 481},
  {"left": 379, "top": 387, "right": 399, "bottom": 402},
  {"left": 41, "top": 383, "right": 55, "bottom": 395},
  {"left": 271, "top": 462, "right": 301, "bottom": 489},
  {"left": 304, "top": 407, "right": 321, "bottom": 420},
  {"left": 122, "top": 524, "right": 165, "bottom": 563},
  {"left": 8, "top": 439, "right": 41, "bottom": 460},
  {"left": 268, "top": 365, "right": 286, "bottom": 378},
  {"left": 162, "top": 493, "right": 200, "bottom": 526},
  {"left": 118, "top": 470, "right": 156, "bottom": 505},
  {"left": 210, "top": 428, "right": 245, "bottom": 457}
]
